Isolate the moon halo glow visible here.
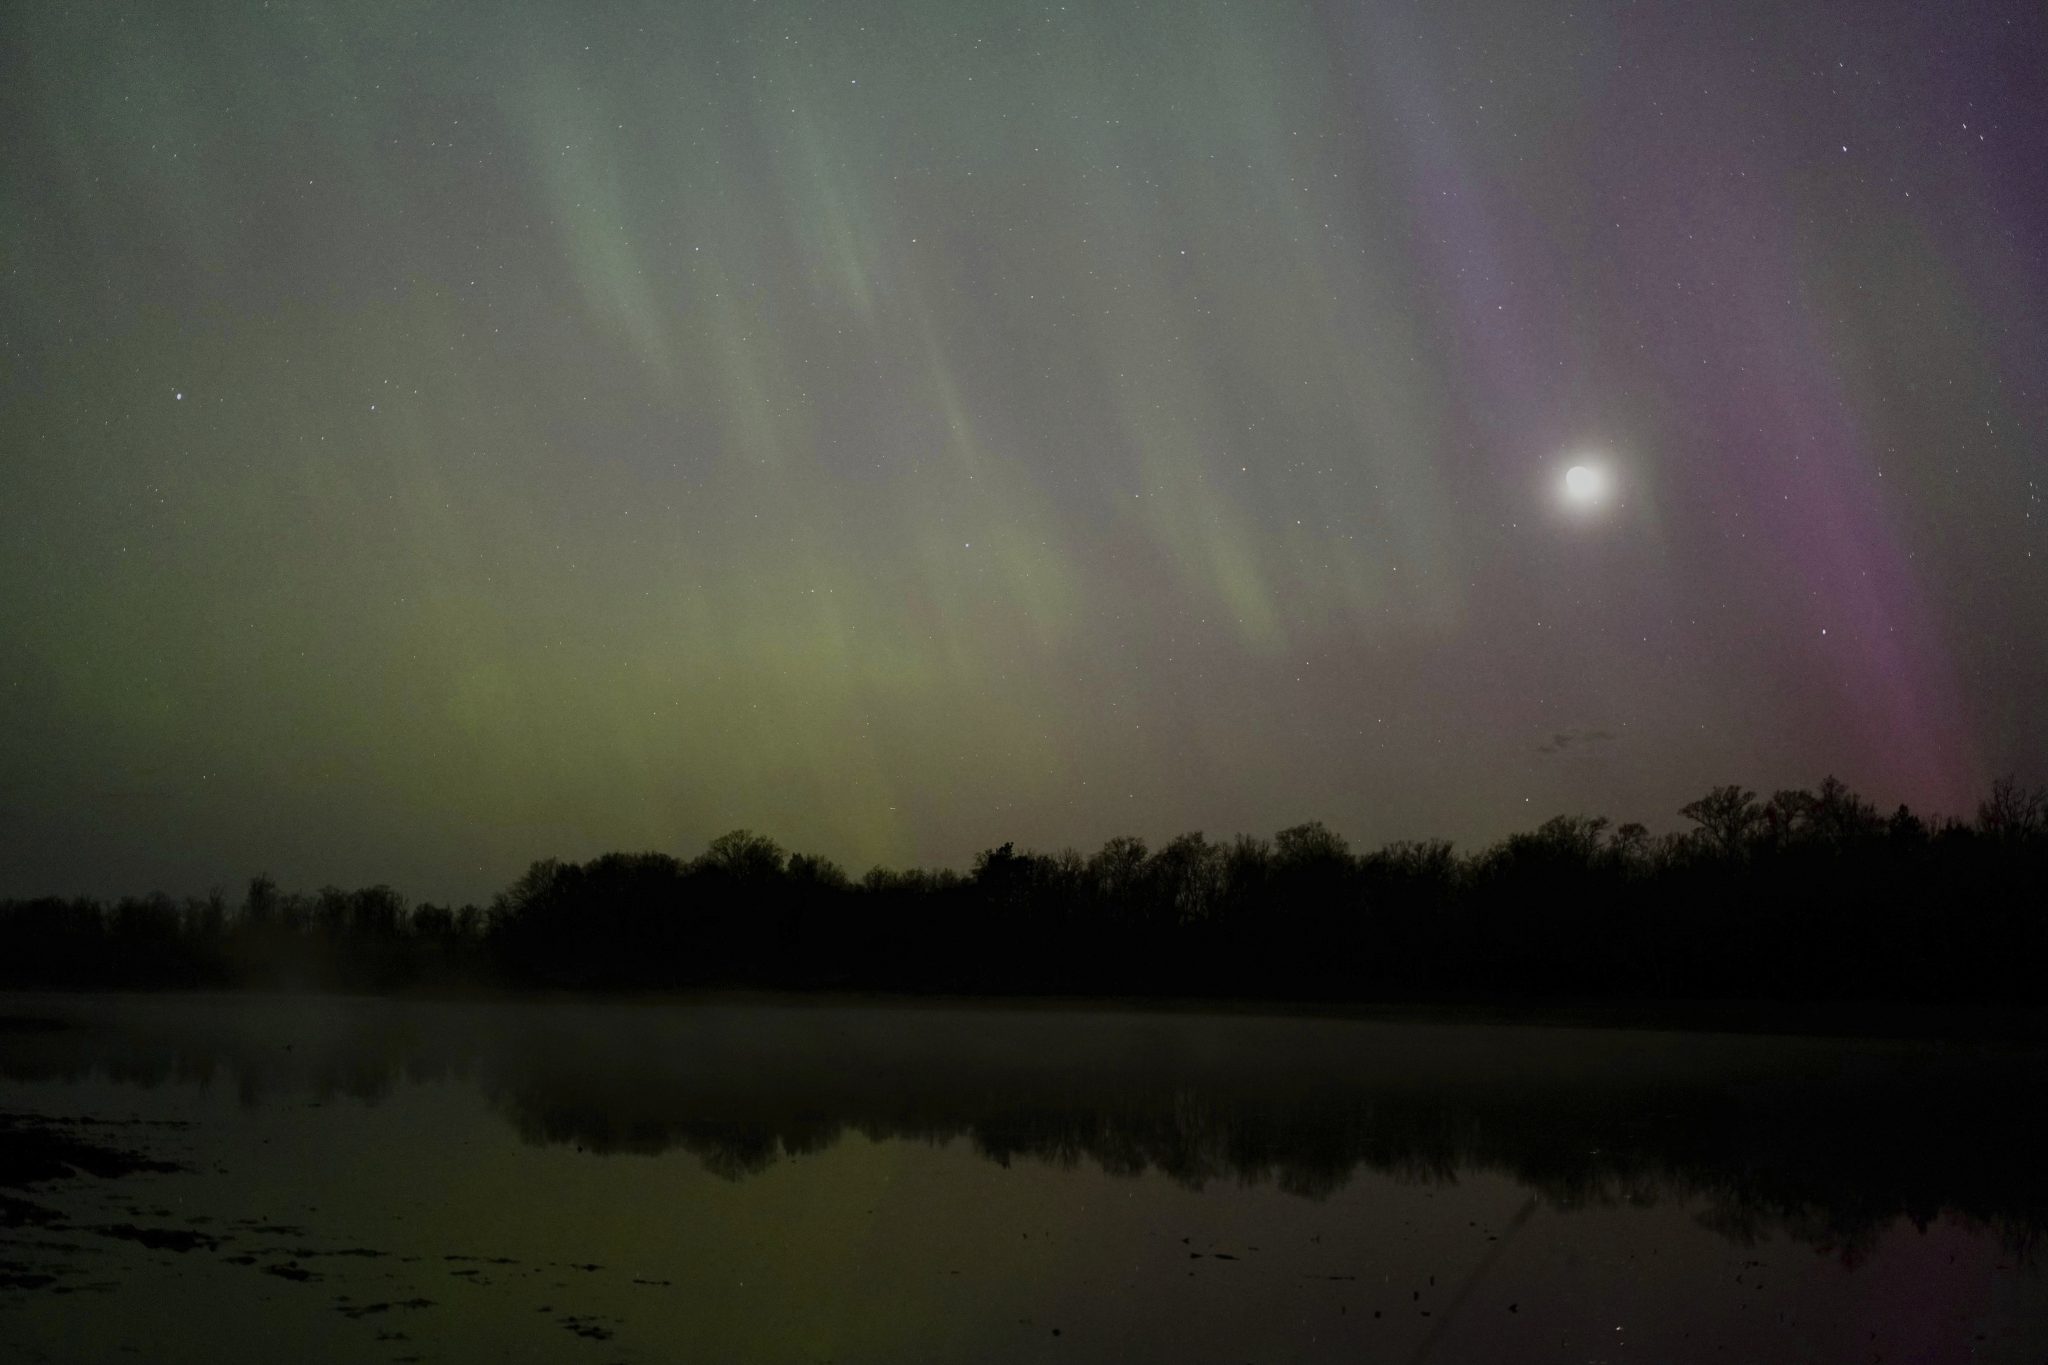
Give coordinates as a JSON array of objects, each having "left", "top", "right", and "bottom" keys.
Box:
[{"left": 1562, "top": 462, "right": 1612, "bottom": 509}]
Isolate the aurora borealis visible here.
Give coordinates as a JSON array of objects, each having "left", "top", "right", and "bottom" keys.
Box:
[{"left": 2, "top": 0, "right": 2043, "bottom": 901}]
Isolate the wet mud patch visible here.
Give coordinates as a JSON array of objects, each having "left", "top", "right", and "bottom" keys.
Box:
[
  {"left": 559, "top": 1312, "right": 617, "bottom": 1341},
  {"left": 88, "top": 1223, "right": 221, "bottom": 1253},
  {"left": 232, "top": 1220, "right": 306, "bottom": 1236},
  {"left": 336, "top": 1295, "right": 435, "bottom": 1320},
  {"left": 0, "top": 1113, "right": 185, "bottom": 1188},
  {"left": 0, "top": 1258, "right": 58, "bottom": 1290},
  {"left": 1, "top": 1192, "right": 64, "bottom": 1227},
  {"left": 0, "top": 1110, "right": 201, "bottom": 1295},
  {"left": 262, "top": 1261, "right": 322, "bottom": 1282}
]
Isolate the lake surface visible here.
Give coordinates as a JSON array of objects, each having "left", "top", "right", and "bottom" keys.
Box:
[{"left": 1, "top": 994, "right": 2043, "bottom": 1363}]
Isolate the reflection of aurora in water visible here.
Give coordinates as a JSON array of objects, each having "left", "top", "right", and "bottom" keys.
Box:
[{"left": 4, "top": 996, "right": 2043, "bottom": 1258}]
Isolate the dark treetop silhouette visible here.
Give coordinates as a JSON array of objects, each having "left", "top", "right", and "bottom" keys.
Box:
[{"left": 3, "top": 777, "right": 2044, "bottom": 1005}]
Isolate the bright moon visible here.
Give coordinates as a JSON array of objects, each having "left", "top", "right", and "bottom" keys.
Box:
[{"left": 1563, "top": 463, "right": 1609, "bottom": 506}]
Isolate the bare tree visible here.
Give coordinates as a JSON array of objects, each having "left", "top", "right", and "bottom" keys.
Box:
[
  {"left": 1977, "top": 776, "right": 2046, "bottom": 838},
  {"left": 1679, "top": 785, "right": 1761, "bottom": 856}
]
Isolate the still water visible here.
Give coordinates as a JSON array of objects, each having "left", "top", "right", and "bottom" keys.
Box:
[{"left": 1, "top": 993, "right": 2042, "bottom": 1363}]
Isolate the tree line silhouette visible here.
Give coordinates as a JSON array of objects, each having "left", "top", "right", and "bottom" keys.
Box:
[{"left": 2, "top": 776, "right": 2044, "bottom": 1003}]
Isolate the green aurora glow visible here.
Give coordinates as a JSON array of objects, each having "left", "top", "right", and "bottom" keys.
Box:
[{"left": 2, "top": 0, "right": 2043, "bottom": 898}]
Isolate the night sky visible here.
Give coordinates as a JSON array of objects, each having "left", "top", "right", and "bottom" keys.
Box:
[{"left": 3, "top": 0, "right": 2044, "bottom": 902}]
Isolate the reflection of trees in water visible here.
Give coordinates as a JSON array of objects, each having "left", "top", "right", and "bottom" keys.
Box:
[
  {"left": 3, "top": 1003, "right": 2043, "bottom": 1258},
  {"left": 493, "top": 1079, "right": 2047, "bottom": 1260}
]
